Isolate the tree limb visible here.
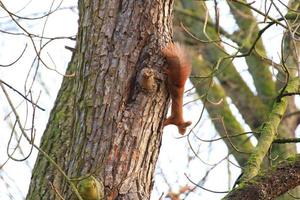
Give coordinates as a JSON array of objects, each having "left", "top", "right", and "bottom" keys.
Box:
[
  {"left": 224, "top": 155, "right": 300, "bottom": 200},
  {"left": 240, "top": 78, "right": 300, "bottom": 182}
]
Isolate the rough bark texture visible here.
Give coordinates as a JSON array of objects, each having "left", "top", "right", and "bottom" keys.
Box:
[
  {"left": 26, "top": 0, "right": 174, "bottom": 199},
  {"left": 224, "top": 156, "right": 300, "bottom": 200}
]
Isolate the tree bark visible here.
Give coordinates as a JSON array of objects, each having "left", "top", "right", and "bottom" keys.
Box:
[
  {"left": 26, "top": 0, "right": 174, "bottom": 199},
  {"left": 224, "top": 155, "right": 300, "bottom": 200}
]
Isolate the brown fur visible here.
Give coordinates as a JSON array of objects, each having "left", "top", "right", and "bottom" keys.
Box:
[{"left": 162, "top": 43, "right": 192, "bottom": 135}]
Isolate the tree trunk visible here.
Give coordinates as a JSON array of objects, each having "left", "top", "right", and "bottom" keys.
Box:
[{"left": 26, "top": 0, "right": 173, "bottom": 199}]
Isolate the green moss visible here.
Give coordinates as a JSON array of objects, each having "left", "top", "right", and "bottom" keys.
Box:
[
  {"left": 285, "top": 154, "right": 299, "bottom": 164},
  {"left": 77, "top": 176, "right": 104, "bottom": 200},
  {"left": 239, "top": 78, "right": 300, "bottom": 182}
]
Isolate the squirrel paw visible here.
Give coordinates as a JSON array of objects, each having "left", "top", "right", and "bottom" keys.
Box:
[
  {"left": 163, "top": 117, "right": 192, "bottom": 135},
  {"left": 177, "top": 121, "right": 192, "bottom": 135}
]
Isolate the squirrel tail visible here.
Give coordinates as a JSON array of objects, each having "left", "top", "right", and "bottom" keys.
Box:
[{"left": 161, "top": 42, "right": 191, "bottom": 68}]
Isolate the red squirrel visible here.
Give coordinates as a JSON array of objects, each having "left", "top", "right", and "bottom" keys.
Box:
[{"left": 162, "top": 42, "right": 192, "bottom": 135}]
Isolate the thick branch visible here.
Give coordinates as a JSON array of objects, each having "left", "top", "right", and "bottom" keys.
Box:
[
  {"left": 240, "top": 78, "right": 300, "bottom": 182},
  {"left": 224, "top": 155, "right": 300, "bottom": 200},
  {"left": 175, "top": 1, "right": 268, "bottom": 129},
  {"left": 228, "top": 0, "right": 276, "bottom": 105}
]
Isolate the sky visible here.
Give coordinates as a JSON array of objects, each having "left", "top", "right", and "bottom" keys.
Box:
[{"left": 0, "top": 0, "right": 299, "bottom": 200}]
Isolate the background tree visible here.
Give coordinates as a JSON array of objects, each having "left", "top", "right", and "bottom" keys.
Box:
[
  {"left": 170, "top": 0, "right": 300, "bottom": 199},
  {"left": 0, "top": 0, "right": 299, "bottom": 200}
]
